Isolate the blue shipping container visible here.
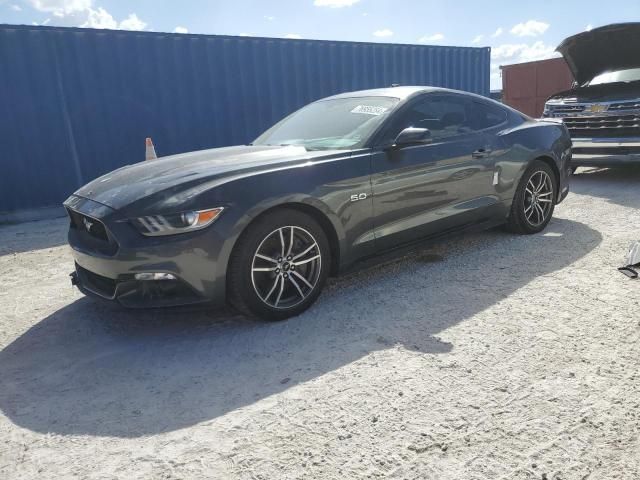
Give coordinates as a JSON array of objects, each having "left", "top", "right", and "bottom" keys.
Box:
[{"left": 0, "top": 25, "right": 490, "bottom": 215}]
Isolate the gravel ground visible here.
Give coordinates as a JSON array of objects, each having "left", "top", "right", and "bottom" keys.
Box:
[{"left": 1, "top": 167, "right": 639, "bottom": 480}]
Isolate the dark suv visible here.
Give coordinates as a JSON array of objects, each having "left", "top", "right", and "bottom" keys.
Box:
[{"left": 543, "top": 23, "right": 640, "bottom": 168}]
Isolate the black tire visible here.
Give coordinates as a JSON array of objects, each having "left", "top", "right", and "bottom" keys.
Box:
[
  {"left": 505, "top": 159, "right": 558, "bottom": 235},
  {"left": 227, "top": 208, "right": 331, "bottom": 321}
]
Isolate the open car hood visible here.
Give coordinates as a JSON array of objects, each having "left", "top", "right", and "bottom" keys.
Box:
[{"left": 556, "top": 23, "right": 640, "bottom": 85}]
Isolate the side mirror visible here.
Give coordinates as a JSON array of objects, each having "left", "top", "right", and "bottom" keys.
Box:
[{"left": 393, "top": 127, "right": 432, "bottom": 148}]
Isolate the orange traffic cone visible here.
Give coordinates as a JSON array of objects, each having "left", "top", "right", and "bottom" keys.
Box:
[{"left": 145, "top": 137, "right": 157, "bottom": 160}]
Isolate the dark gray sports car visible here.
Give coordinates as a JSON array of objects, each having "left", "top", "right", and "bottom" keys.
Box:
[{"left": 64, "top": 86, "right": 572, "bottom": 320}]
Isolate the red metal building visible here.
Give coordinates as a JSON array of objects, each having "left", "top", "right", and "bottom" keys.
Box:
[{"left": 501, "top": 58, "right": 575, "bottom": 117}]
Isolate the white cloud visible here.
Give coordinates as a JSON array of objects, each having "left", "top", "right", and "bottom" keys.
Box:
[
  {"left": 173, "top": 26, "right": 188, "bottom": 34},
  {"left": 373, "top": 28, "right": 393, "bottom": 38},
  {"left": 491, "top": 44, "right": 525, "bottom": 60},
  {"left": 11, "top": 4, "right": 22, "bottom": 11},
  {"left": 491, "top": 41, "right": 558, "bottom": 63},
  {"left": 510, "top": 20, "right": 549, "bottom": 37},
  {"left": 491, "top": 27, "right": 503, "bottom": 38},
  {"left": 119, "top": 13, "right": 146, "bottom": 31},
  {"left": 32, "top": 18, "right": 51, "bottom": 25},
  {"left": 264, "top": 15, "right": 275, "bottom": 21},
  {"left": 28, "top": 1, "right": 147, "bottom": 31},
  {"left": 284, "top": 33, "right": 302, "bottom": 39},
  {"left": 80, "top": 7, "right": 146, "bottom": 30},
  {"left": 418, "top": 33, "right": 444, "bottom": 43},
  {"left": 585, "top": 24, "right": 593, "bottom": 31},
  {"left": 314, "top": 0, "right": 359, "bottom": 7},
  {"left": 471, "top": 34, "right": 484, "bottom": 44},
  {"left": 29, "top": 0, "right": 91, "bottom": 16},
  {"left": 80, "top": 7, "right": 116, "bottom": 28},
  {"left": 518, "top": 41, "right": 556, "bottom": 61}
]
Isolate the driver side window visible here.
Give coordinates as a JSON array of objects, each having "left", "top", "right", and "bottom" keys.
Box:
[{"left": 380, "top": 94, "right": 473, "bottom": 145}]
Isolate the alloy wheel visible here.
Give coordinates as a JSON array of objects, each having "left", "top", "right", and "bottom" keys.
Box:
[
  {"left": 524, "top": 170, "right": 553, "bottom": 227},
  {"left": 250, "top": 226, "right": 322, "bottom": 309}
]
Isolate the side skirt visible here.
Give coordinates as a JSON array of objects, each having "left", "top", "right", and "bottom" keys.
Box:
[{"left": 338, "top": 217, "right": 505, "bottom": 276}]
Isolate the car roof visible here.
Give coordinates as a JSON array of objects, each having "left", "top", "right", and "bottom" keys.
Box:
[{"left": 322, "top": 85, "right": 491, "bottom": 102}]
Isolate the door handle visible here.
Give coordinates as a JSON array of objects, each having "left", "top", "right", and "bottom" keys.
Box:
[{"left": 472, "top": 147, "right": 492, "bottom": 159}]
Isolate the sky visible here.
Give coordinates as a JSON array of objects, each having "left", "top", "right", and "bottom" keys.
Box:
[{"left": 1, "top": 0, "right": 639, "bottom": 89}]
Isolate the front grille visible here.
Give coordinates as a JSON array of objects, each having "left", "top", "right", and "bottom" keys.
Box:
[
  {"left": 67, "top": 209, "right": 109, "bottom": 241},
  {"left": 608, "top": 100, "right": 640, "bottom": 112},
  {"left": 562, "top": 113, "right": 640, "bottom": 138},
  {"left": 76, "top": 264, "right": 117, "bottom": 298},
  {"left": 66, "top": 208, "right": 118, "bottom": 256},
  {"left": 548, "top": 104, "right": 585, "bottom": 115}
]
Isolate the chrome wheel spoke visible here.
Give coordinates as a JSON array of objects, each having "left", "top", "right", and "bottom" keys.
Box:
[
  {"left": 274, "top": 276, "right": 285, "bottom": 307},
  {"left": 538, "top": 198, "right": 552, "bottom": 203},
  {"left": 291, "top": 270, "right": 313, "bottom": 289},
  {"left": 286, "top": 226, "right": 294, "bottom": 257},
  {"left": 288, "top": 275, "right": 305, "bottom": 298},
  {"left": 255, "top": 253, "right": 278, "bottom": 263},
  {"left": 293, "top": 254, "right": 320, "bottom": 266},
  {"left": 292, "top": 243, "right": 316, "bottom": 261},
  {"left": 263, "top": 276, "right": 280, "bottom": 301},
  {"left": 278, "top": 228, "right": 286, "bottom": 257},
  {"left": 253, "top": 267, "right": 277, "bottom": 272},
  {"left": 525, "top": 205, "right": 534, "bottom": 220}
]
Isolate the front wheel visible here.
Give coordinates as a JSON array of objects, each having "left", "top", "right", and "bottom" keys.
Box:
[
  {"left": 505, "top": 160, "right": 558, "bottom": 234},
  {"left": 227, "top": 209, "right": 330, "bottom": 321}
]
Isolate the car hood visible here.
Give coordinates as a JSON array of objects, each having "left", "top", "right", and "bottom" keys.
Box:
[
  {"left": 548, "top": 81, "right": 640, "bottom": 103},
  {"left": 556, "top": 23, "right": 640, "bottom": 85},
  {"left": 74, "top": 145, "right": 346, "bottom": 210}
]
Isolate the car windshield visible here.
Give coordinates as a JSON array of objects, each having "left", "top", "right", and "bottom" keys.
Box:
[
  {"left": 587, "top": 67, "right": 640, "bottom": 86},
  {"left": 253, "top": 96, "right": 399, "bottom": 150}
]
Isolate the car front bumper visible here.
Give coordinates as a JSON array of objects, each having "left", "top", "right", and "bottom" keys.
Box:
[
  {"left": 64, "top": 195, "right": 230, "bottom": 309},
  {"left": 571, "top": 137, "right": 640, "bottom": 167}
]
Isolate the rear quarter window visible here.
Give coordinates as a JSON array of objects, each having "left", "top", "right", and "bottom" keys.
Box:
[{"left": 471, "top": 101, "right": 508, "bottom": 130}]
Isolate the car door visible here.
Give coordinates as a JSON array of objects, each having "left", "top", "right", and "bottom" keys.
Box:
[{"left": 369, "top": 93, "right": 501, "bottom": 251}]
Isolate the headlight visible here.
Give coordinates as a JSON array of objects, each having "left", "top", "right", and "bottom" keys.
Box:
[{"left": 132, "top": 207, "right": 224, "bottom": 236}]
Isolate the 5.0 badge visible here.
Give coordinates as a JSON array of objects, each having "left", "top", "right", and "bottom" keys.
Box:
[{"left": 350, "top": 193, "right": 368, "bottom": 202}]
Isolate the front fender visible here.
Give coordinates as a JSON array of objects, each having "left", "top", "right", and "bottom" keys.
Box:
[{"left": 208, "top": 153, "right": 374, "bottom": 296}]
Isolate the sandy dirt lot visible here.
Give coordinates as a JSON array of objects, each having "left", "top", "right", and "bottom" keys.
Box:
[{"left": 0, "top": 167, "right": 639, "bottom": 480}]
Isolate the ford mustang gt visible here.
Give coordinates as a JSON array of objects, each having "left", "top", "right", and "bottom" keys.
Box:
[{"left": 65, "top": 86, "right": 572, "bottom": 320}]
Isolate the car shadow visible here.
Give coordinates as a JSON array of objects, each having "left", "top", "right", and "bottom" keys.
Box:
[
  {"left": 572, "top": 166, "right": 640, "bottom": 209},
  {"left": 0, "top": 218, "right": 601, "bottom": 438}
]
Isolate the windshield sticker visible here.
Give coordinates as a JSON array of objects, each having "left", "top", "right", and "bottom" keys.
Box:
[{"left": 350, "top": 105, "right": 389, "bottom": 116}]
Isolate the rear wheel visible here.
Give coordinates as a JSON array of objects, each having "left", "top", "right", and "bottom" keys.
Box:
[
  {"left": 227, "top": 209, "right": 330, "bottom": 321},
  {"left": 506, "top": 160, "right": 557, "bottom": 234}
]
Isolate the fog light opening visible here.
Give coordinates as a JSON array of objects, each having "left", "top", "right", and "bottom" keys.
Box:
[{"left": 134, "top": 272, "right": 177, "bottom": 281}]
